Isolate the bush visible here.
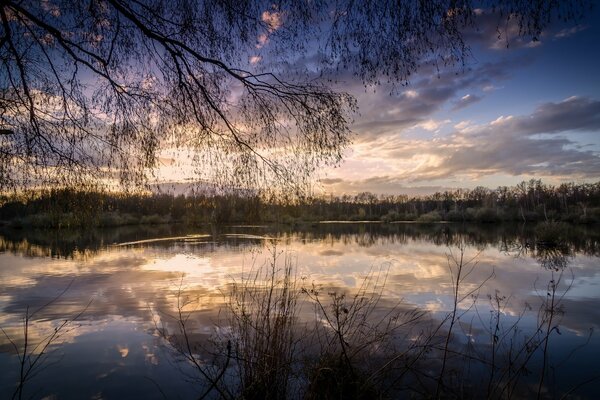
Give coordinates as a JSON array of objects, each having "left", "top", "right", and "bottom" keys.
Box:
[
  {"left": 475, "top": 207, "right": 499, "bottom": 223},
  {"left": 578, "top": 214, "right": 599, "bottom": 224},
  {"left": 349, "top": 208, "right": 368, "bottom": 221},
  {"left": 417, "top": 211, "right": 441, "bottom": 223},
  {"left": 140, "top": 214, "right": 167, "bottom": 225},
  {"left": 380, "top": 210, "right": 400, "bottom": 223},
  {"left": 445, "top": 210, "right": 463, "bottom": 221},
  {"left": 305, "top": 353, "right": 378, "bottom": 400},
  {"left": 464, "top": 208, "right": 477, "bottom": 221},
  {"left": 402, "top": 212, "right": 418, "bottom": 221},
  {"left": 99, "top": 212, "right": 140, "bottom": 227},
  {"left": 578, "top": 208, "right": 600, "bottom": 224},
  {"left": 8, "top": 218, "right": 24, "bottom": 229},
  {"left": 23, "top": 213, "right": 54, "bottom": 228},
  {"left": 99, "top": 212, "right": 120, "bottom": 227},
  {"left": 522, "top": 210, "right": 540, "bottom": 222},
  {"left": 279, "top": 214, "right": 298, "bottom": 225},
  {"left": 560, "top": 212, "right": 580, "bottom": 223}
]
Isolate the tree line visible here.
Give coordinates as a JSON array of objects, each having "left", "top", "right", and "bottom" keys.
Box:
[{"left": 1, "top": 179, "right": 599, "bottom": 228}]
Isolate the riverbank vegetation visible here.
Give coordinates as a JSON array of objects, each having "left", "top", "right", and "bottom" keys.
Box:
[{"left": 1, "top": 180, "right": 599, "bottom": 228}]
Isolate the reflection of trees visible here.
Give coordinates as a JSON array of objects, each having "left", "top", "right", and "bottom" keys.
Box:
[
  {"left": 0, "top": 225, "right": 193, "bottom": 258},
  {"left": 534, "top": 244, "right": 572, "bottom": 271},
  {"left": 0, "top": 237, "right": 64, "bottom": 258},
  {"left": 504, "top": 241, "right": 573, "bottom": 271},
  {"left": 502, "top": 225, "right": 579, "bottom": 271},
  {"left": 2, "top": 222, "right": 600, "bottom": 259}
]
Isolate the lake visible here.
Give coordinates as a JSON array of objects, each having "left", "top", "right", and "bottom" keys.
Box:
[{"left": 1, "top": 222, "right": 599, "bottom": 399}]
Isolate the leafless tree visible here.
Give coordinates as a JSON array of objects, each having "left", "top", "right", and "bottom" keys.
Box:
[{"left": 0, "top": 0, "right": 590, "bottom": 192}]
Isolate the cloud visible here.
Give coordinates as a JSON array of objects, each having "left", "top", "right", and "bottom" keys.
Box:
[
  {"left": 255, "top": 7, "right": 284, "bottom": 48},
  {"left": 460, "top": 9, "right": 589, "bottom": 51},
  {"left": 256, "top": 33, "right": 269, "bottom": 48},
  {"left": 319, "top": 177, "right": 343, "bottom": 185},
  {"left": 321, "top": 96, "right": 600, "bottom": 193},
  {"left": 554, "top": 25, "right": 588, "bottom": 39},
  {"left": 403, "top": 90, "right": 419, "bottom": 99},
  {"left": 525, "top": 40, "right": 543, "bottom": 48},
  {"left": 452, "top": 94, "right": 482, "bottom": 110},
  {"left": 482, "top": 84, "right": 500, "bottom": 92},
  {"left": 454, "top": 120, "right": 473, "bottom": 130},
  {"left": 378, "top": 96, "right": 600, "bottom": 182},
  {"left": 461, "top": 10, "right": 542, "bottom": 50},
  {"left": 319, "top": 175, "right": 450, "bottom": 195},
  {"left": 516, "top": 96, "right": 600, "bottom": 135},
  {"left": 261, "top": 9, "right": 283, "bottom": 32},
  {"left": 222, "top": 8, "right": 596, "bottom": 193},
  {"left": 348, "top": 58, "right": 517, "bottom": 143},
  {"left": 417, "top": 119, "right": 451, "bottom": 132}
]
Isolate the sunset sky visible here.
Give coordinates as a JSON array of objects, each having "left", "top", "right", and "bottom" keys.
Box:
[
  {"left": 1, "top": 2, "right": 598, "bottom": 195},
  {"left": 309, "top": 7, "right": 600, "bottom": 195},
  {"left": 51, "top": 3, "right": 598, "bottom": 196}
]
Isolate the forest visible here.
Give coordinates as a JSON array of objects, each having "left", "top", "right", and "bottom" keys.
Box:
[{"left": 1, "top": 179, "right": 599, "bottom": 228}]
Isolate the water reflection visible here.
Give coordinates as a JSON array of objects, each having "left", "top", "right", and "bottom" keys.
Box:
[
  {"left": 534, "top": 245, "right": 572, "bottom": 271},
  {"left": 0, "top": 223, "right": 599, "bottom": 398},
  {"left": 2, "top": 223, "right": 599, "bottom": 260}
]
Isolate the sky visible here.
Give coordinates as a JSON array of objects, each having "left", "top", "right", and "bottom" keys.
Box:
[
  {"left": 11, "top": 2, "right": 595, "bottom": 196},
  {"left": 308, "top": 7, "right": 600, "bottom": 196},
  {"left": 5, "top": 1, "right": 600, "bottom": 195}
]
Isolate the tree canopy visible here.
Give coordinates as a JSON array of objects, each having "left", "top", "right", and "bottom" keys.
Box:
[{"left": 0, "top": 0, "right": 591, "bottom": 193}]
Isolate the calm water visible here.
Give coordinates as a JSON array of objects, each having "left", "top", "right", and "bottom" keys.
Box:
[{"left": 0, "top": 223, "right": 599, "bottom": 399}]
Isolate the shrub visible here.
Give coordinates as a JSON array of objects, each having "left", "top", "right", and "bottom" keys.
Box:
[
  {"left": 279, "top": 214, "right": 298, "bottom": 225},
  {"left": 577, "top": 208, "right": 600, "bottom": 224},
  {"left": 380, "top": 210, "right": 400, "bottom": 223},
  {"left": 305, "top": 353, "right": 378, "bottom": 400},
  {"left": 140, "top": 214, "right": 166, "bottom": 225},
  {"left": 402, "top": 212, "right": 418, "bottom": 221},
  {"left": 99, "top": 212, "right": 140, "bottom": 227},
  {"left": 445, "top": 210, "right": 463, "bottom": 221},
  {"left": 475, "top": 208, "right": 499, "bottom": 223},
  {"left": 522, "top": 210, "right": 540, "bottom": 222},
  {"left": 577, "top": 214, "right": 598, "bottom": 224},
  {"left": 464, "top": 208, "right": 477, "bottom": 221},
  {"left": 225, "top": 248, "right": 299, "bottom": 399},
  {"left": 349, "top": 208, "right": 368, "bottom": 221},
  {"left": 99, "top": 212, "right": 120, "bottom": 227},
  {"left": 417, "top": 211, "right": 441, "bottom": 223},
  {"left": 8, "top": 218, "right": 24, "bottom": 229},
  {"left": 23, "top": 213, "right": 54, "bottom": 228}
]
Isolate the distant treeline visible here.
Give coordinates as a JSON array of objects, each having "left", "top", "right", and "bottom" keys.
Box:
[{"left": 1, "top": 179, "right": 599, "bottom": 228}]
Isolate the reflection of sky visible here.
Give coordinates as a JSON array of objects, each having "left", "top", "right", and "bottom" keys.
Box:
[
  {"left": 1, "top": 226, "right": 599, "bottom": 397},
  {"left": 2, "top": 231, "right": 600, "bottom": 328}
]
